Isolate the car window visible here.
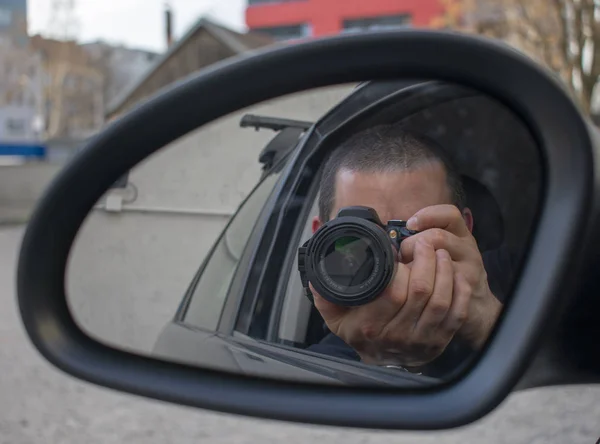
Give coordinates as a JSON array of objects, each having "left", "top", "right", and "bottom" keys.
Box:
[
  {"left": 182, "top": 171, "right": 283, "bottom": 331},
  {"left": 268, "top": 85, "right": 542, "bottom": 368}
]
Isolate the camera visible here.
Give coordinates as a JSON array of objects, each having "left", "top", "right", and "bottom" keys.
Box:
[{"left": 298, "top": 206, "right": 418, "bottom": 307}]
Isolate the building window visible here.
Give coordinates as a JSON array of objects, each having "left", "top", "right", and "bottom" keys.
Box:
[
  {"left": 252, "top": 23, "right": 311, "bottom": 41},
  {"left": 45, "top": 99, "right": 53, "bottom": 117},
  {"left": 67, "top": 101, "right": 79, "bottom": 116},
  {"left": 342, "top": 14, "right": 412, "bottom": 33},
  {"left": 0, "top": 8, "right": 12, "bottom": 27},
  {"left": 11, "top": 90, "right": 23, "bottom": 106},
  {"left": 6, "top": 118, "right": 26, "bottom": 136},
  {"left": 248, "top": 0, "right": 303, "bottom": 5},
  {"left": 67, "top": 75, "right": 76, "bottom": 89}
]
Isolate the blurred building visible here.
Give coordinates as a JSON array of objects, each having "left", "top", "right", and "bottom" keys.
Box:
[
  {"left": 245, "top": 0, "right": 445, "bottom": 41},
  {"left": 82, "top": 42, "right": 160, "bottom": 107},
  {"left": 107, "top": 18, "right": 273, "bottom": 119},
  {"left": 0, "top": 0, "right": 45, "bottom": 161},
  {"left": 0, "top": 1, "right": 98, "bottom": 145},
  {"left": 0, "top": 0, "right": 28, "bottom": 47},
  {"left": 30, "top": 35, "right": 104, "bottom": 140},
  {"left": 0, "top": 40, "right": 44, "bottom": 145},
  {"left": 460, "top": 0, "right": 509, "bottom": 36},
  {"left": 26, "top": 36, "right": 161, "bottom": 142}
]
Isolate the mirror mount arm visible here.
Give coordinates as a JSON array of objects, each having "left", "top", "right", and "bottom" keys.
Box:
[{"left": 240, "top": 114, "right": 313, "bottom": 132}]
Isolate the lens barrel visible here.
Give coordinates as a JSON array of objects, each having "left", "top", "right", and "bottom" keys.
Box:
[{"left": 301, "top": 215, "right": 396, "bottom": 306}]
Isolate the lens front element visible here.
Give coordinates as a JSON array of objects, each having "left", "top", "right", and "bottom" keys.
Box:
[
  {"left": 302, "top": 215, "right": 397, "bottom": 307},
  {"left": 322, "top": 236, "right": 375, "bottom": 287}
]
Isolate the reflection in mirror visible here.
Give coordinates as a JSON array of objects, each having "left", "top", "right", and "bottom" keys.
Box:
[{"left": 67, "top": 80, "right": 543, "bottom": 387}]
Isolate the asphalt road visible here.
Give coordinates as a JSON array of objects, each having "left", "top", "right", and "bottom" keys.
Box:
[{"left": 1, "top": 226, "right": 599, "bottom": 444}]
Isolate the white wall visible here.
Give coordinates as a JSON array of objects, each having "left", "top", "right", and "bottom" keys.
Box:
[
  {"left": 0, "top": 163, "right": 63, "bottom": 223},
  {"left": 66, "top": 84, "right": 355, "bottom": 354}
]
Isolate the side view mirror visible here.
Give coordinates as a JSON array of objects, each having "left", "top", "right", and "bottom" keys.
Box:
[{"left": 17, "top": 30, "right": 600, "bottom": 430}]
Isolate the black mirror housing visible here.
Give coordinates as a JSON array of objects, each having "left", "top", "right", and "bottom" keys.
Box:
[{"left": 16, "top": 30, "right": 600, "bottom": 430}]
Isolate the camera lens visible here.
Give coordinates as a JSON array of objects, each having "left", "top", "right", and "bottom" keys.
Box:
[
  {"left": 321, "top": 235, "right": 375, "bottom": 287},
  {"left": 300, "top": 211, "right": 397, "bottom": 307}
]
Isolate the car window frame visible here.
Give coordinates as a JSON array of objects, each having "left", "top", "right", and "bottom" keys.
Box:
[
  {"left": 222, "top": 144, "right": 303, "bottom": 336},
  {"left": 265, "top": 177, "right": 322, "bottom": 344},
  {"left": 216, "top": 157, "right": 291, "bottom": 334},
  {"left": 228, "top": 331, "right": 441, "bottom": 387},
  {"left": 232, "top": 126, "right": 324, "bottom": 339},
  {"left": 173, "top": 152, "right": 292, "bottom": 331}
]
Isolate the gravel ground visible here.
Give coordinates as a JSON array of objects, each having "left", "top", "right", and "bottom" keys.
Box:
[{"left": 1, "top": 226, "right": 599, "bottom": 444}]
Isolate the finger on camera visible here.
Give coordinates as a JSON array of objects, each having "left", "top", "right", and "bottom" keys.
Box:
[
  {"left": 378, "top": 261, "right": 410, "bottom": 307},
  {"left": 354, "top": 263, "right": 412, "bottom": 337},
  {"left": 406, "top": 204, "right": 470, "bottom": 237},
  {"left": 400, "top": 228, "right": 466, "bottom": 263},
  {"left": 415, "top": 249, "right": 454, "bottom": 332},
  {"left": 309, "top": 283, "right": 348, "bottom": 320},
  {"left": 441, "top": 272, "right": 472, "bottom": 333},
  {"left": 393, "top": 240, "right": 437, "bottom": 327}
]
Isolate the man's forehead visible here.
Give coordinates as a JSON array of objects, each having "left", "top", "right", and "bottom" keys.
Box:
[
  {"left": 331, "top": 164, "right": 452, "bottom": 220},
  {"left": 334, "top": 162, "right": 448, "bottom": 188}
]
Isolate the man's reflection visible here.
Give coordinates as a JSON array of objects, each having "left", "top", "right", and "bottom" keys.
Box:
[{"left": 306, "top": 124, "right": 511, "bottom": 377}]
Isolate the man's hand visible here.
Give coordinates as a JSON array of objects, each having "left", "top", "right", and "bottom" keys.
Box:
[
  {"left": 311, "top": 241, "right": 471, "bottom": 368},
  {"left": 401, "top": 205, "right": 503, "bottom": 350}
]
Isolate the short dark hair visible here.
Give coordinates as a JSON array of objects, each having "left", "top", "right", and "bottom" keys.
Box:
[{"left": 318, "top": 124, "right": 466, "bottom": 221}]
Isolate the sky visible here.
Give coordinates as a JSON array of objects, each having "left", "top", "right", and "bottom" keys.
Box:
[{"left": 27, "top": 0, "right": 247, "bottom": 53}]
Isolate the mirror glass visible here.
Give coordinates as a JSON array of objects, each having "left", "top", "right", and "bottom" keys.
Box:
[{"left": 66, "top": 80, "right": 543, "bottom": 387}]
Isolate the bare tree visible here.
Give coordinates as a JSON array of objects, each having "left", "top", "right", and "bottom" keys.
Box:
[
  {"left": 429, "top": 0, "right": 465, "bottom": 29},
  {"left": 85, "top": 43, "right": 114, "bottom": 106},
  {"left": 452, "top": 0, "right": 600, "bottom": 115},
  {"left": 31, "top": 36, "right": 105, "bottom": 139}
]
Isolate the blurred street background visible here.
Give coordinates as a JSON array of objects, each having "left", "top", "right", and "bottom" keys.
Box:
[{"left": 1, "top": 0, "right": 599, "bottom": 442}]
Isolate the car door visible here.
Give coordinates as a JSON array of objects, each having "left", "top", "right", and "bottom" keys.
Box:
[{"left": 150, "top": 140, "right": 436, "bottom": 386}]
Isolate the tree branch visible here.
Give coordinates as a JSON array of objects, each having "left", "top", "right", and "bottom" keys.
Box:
[{"left": 509, "top": 1, "right": 564, "bottom": 72}]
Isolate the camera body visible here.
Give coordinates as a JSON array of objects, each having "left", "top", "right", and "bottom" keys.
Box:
[{"left": 298, "top": 206, "right": 418, "bottom": 307}]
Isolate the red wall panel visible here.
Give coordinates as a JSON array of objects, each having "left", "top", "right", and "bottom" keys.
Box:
[{"left": 246, "top": 0, "right": 444, "bottom": 37}]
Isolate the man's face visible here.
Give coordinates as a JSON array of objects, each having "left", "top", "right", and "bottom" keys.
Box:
[{"left": 313, "top": 161, "right": 473, "bottom": 232}]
